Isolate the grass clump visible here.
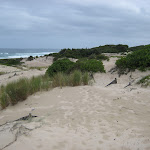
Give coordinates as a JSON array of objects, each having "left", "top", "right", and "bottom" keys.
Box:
[
  {"left": 0, "top": 75, "right": 52, "bottom": 108},
  {"left": 52, "top": 72, "right": 69, "bottom": 88},
  {"left": 70, "top": 70, "right": 82, "bottom": 86},
  {"left": 29, "top": 66, "right": 47, "bottom": 71},
  {"left": 137, "top": 75, "right": 150, "bottom": 87},
  {"left": 5, "top": 78, "right": 29, "bottom": 105},
  {"left": 0, "top": 71, "right": 91, "bottom": 109},
  {"left": 0, "top": 72, "right": 6, "bottom": 75},
  {"left": 52, "top": 70, "right": 90, "bottom": 87},
  {"left": 0, "top": 87, "right": 9, "bottom": 109},
  {"left": 82, "top": 72, "right": 89, "bottom": 85}
]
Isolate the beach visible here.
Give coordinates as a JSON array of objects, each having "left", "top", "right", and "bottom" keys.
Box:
[{"left": 0, "top": 55, "right": 150, "bottom": 150}]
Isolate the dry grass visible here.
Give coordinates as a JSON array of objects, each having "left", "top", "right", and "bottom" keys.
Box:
[{"left": 0, "top": 71, "right": 90, "bottom": 109}]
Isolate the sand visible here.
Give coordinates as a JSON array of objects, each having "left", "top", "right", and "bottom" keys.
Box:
[
  {"left": 0, "top": 56, "right": 53, "bottom": 86},
  {"left": 0, "top": 56, "right": 150, "bottom": 150}
]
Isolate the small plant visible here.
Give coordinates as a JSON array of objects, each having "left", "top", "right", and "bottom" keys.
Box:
[
  {"left": 29, "top": 67, "right": 46, "bottom": 71},
  {"left": 137, "top": 75, "right": 150, "bottom": 87}
]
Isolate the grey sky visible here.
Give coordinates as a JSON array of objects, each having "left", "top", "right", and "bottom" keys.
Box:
[{"left": 0, "top": 0, "right": 150, "bottom": 48}]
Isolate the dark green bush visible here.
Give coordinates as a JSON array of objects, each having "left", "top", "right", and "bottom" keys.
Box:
[
  {"left": 46, "top": 58, "right": 75, "bottom": 77},
  {"left": 75, "top": 59, "right": 105, "bottom": 73},
  {"left": 51, "top": 44, "right": 128, "bottom": 60},
  {"left": 27, "top": 56, "right": 34, "bottom": 61},
  {"left": 116, "top": 49, "right": 150, "bottom": 72},
  {"left": 0, "top": 58, "right": 23, "bottom": 66}
]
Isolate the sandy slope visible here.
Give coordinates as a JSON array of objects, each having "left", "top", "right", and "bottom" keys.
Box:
[
  {"left": 0, "top": 57, "right": 150, "bottom": 150},
  {"left": 0, "top": 56, "right": 53, "bottom": 86}
]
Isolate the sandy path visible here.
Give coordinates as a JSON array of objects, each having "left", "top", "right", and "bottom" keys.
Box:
[{"left": 0, "top": 57, "right": 150, "bottom": 150}]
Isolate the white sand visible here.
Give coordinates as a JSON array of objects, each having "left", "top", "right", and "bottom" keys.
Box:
[{"left": 0, "top": 56, "right": 150, "bottom": 150}]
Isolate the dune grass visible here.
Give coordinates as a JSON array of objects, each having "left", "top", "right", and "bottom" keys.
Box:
[
  {"left": 0, "top": 72, "right": 6, "bottom": 75},
  {"left": 0, "top": 70, "right": 90, "bottom": 109}
]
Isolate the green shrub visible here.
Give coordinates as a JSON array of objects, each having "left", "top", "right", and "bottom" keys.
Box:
[
  {"left": 46, "top": 58, "right": 75, "bottom": 77},
  {"left": 0, "top": 58, "right": 23, "bottom": 66},
  {"left": 116, "top": 49, "right": 150, "bottom": 72},
  {"left": 27, "top": 56, "right": 34, "bottom": 61},
  {"left": 75, "top": 59, "right": 105, "bottom": 73}
]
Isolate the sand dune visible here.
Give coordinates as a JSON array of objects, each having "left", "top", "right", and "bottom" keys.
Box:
[{"left": 0, "top": 56, "right": 150, "bottom": 150}]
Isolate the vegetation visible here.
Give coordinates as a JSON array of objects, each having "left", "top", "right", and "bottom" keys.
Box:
[
  {"left": 0, "top": 72, "right": 6, "bottom": 75},
  {"left": 74, "top": 59, "right": 105, "bottom": 73},
  {"left": 0, "top": 75, "right": 52, "bottom": 108},
  {"left": 137, "top": 75, "right": 150, "bottom": 87},
  {"left": 128, "top": 44, "right": 150, "bottom": 52},
  {"left": 116, "top": 49, "right": 150, "bottom": 73},
  {"left": 0, "top": 71, "right": 91, "bottom": 109},
  {"left": 46, "top": 58, "right": 105, "bottom": 77},
  {"left": 46, "top": 59, "right": 75, "bottom": 77},
  {"left": 27, "top": 56, "right": 34, "bottom": 61},
  {"left": 0, "top": 58, "right": 23, "bottom": 66},
  {"left": 29, "top": 66, "right": 47, "bottom": 71},
  {"left": 49, "top": 44, "right": 128, "bottom": 61}
]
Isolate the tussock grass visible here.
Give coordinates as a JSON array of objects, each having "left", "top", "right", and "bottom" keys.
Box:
[
  {"left": 82, "top": 72, "right": 89, "bottom": 85},
  {"left": 70, "top": 70, "right": 82, "bottom": 86},
  {"left": 0, "top": 71, "right": 90, "bottom": 109},
  {"left": 29, "top": 66, "right": 47, "bottom": 71},
  {"left": 6, "top": 78, "right": 29, "bottom": 105},
  {"left": 0, "top": 72, "right": 6, "bottom": 75},
  {"left": 52, "top": 72, "right": 69, "bottom": 88}
]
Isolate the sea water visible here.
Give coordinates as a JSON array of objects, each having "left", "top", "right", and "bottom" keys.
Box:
[{"left": 0, "top": 48, "right": 59, "bottom": 59}]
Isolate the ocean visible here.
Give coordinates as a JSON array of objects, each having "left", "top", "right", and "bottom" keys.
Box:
[{"left": 0, "top": 48, "right": 59, "bottom": 59}]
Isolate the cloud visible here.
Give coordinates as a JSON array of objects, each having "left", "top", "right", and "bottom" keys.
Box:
[
  {"left": 0, "top": 0, "right": 150, "bottom": 48},
  {"left": 0, "top": 2, "right": 50, "bottom": 31}
]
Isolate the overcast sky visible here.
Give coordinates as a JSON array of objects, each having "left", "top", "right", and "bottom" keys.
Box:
[{"left": 0, "top": 0, "right": 150, "bottom": 48}]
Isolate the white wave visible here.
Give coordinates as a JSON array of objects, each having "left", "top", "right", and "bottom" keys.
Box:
[{"left": 7, "top": 52, "right": 54, "bottom": 59}]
